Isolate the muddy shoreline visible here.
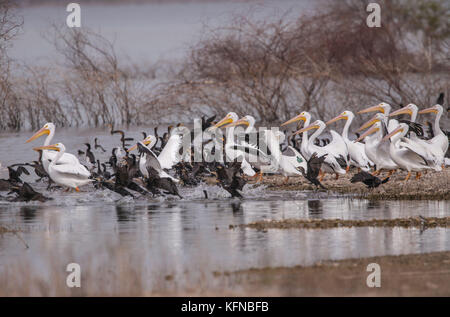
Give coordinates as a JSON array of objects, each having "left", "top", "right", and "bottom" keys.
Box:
[
  {"left": 254, "top": 168, "right": 449, "bottom": 200},
  {"left": 212, "top": 251, "right": 450, "bottom": 296},
  {"left": 232, "top": 216, "right": 450, "bottom": 230}
]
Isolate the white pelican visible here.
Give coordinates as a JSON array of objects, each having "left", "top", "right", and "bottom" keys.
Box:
[
  {"left": 128, "top": 135, "right": 179, "bottom": 182},
  {"left": 389, "top": 103, "right": 445, "bottom": 168},
  {"left": 271, "top": 130, "right": 308, "bottom": 184},
  {"left": 326, "top": 110, "right": 373, "bottom": 171},
  {"left": 294, "top": 120, "right": 347, "bottom": 180},
  {"left": 418, "top": 104, "right": 448, "bottom": 158},
  {"left": 158, "top": 128, "right": 183, "bottom": 169},
  {"left": 211, "top": 113, "right": 257, "bottom": 177},
  {"left": 26, "top": 123, "right": 81, "bottom": 174},
  {"left": 33, "top": 143, "right": 91, "bottom": 191},
  {"left": 223, "top": 115, "right": 278, "bottom": 181},
  {"left": 382, "top": 123, "right": 441, "bottom": 181},
  {"left": 281, "top": 111, "right": 313, "bottom": 159},
  {"left": 355, "top": 113, "right": 398, "bottom": 177},
  {"left": 358, "top": 102, "right": 400, "bottom": 132}
]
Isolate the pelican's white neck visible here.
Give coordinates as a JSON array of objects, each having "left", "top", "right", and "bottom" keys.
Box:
[
  {"left": 44, "top": 127, "right": 55, "bottom": 146},
  {"left": 50, "top": 147, "right": 64, "bottom": 166},
  {"left": 433, "top": 107, "right": 443, "bottom": 137},
  {"left": 342, "top": 115, "right": 354, "bottom": 140},
  {"left": 308, "top": 124, "right": 325, "bottom": 146}
]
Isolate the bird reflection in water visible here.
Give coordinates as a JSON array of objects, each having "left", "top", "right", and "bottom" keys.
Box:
[
  {"left": 307, "top": 199, "right": 323, "bottom": 217},
  {"left": 115, "top": 205, "right": 137, "bottom": 222},
  {"left": 20, "top": 206, "right": 38, "bottom": 222},
  {"left": 231, "top": 201, "right": 242, "bottom": 214}
]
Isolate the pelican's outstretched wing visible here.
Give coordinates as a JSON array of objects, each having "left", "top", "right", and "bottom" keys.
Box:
[
  {"left": 158, "top": 134, "right": 182, "bottom": 169},
  {"left": 232, "top": 143, "right": 272, "bottom": 165},
  {"left": 138, "top": 143, "right": 162, "bottom": 172},
  {"left": 398, "top": 141, "right": 436, "bottom": 167}
]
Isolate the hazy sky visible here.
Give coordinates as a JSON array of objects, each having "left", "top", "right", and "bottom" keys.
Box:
[{"left": 10, "top": 0, "right": 313, "bottom": 65}]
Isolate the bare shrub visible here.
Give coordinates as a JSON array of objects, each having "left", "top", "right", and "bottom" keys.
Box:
[
  {"left": 51, "top": 27, "right": 150, "bottom": 128},
  {"left": 149, "top": 0, "right": 449, "bottom": 126},
  {"left": 0, "top": 0, "right": 23, "bottom": 130}
]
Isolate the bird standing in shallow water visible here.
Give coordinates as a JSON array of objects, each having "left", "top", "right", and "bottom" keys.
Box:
[{"left": 32, "top": 143, "right": 92, "bottom": 191}]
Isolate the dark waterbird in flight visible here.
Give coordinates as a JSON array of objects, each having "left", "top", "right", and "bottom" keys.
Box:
[
  {"left": 7, "top": 165, "right": 30, "bottom": 184},
  {"left": 10, "top": 182, "right": 52, "bottom": 202},
  {"left": 297, "top": 152, "right": 327, "bottom": 189},
  {"left": 350, "top": 171, "right": 389, "bottom": 189},
  {"left": 215, "top": 162, "right": 246, "bottom": 198}
]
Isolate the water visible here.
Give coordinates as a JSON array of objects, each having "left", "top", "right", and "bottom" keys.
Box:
[
  {"left": 0, "top": 196, "right": 449, "bottom": 285},
  {"left": 0, "top": 128, "right": 449, "bottom": 278}
]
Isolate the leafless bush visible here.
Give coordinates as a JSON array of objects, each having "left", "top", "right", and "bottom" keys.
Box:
[
  {"left": 2, "top": 25, "right": 160, "bottom": 131},
  {"left": 0, "top": 0, "right": 23, "bottom": 130},
  {"left": 149, "top": 0, "right": 449, "bottom": 125},
  {"left": 50, "top": 27, "right": 152, "bottom": 127}
]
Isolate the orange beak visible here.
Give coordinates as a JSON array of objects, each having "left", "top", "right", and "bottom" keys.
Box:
[
  {"left": 326, "top": 114, "right": 347, "bottom": 125},
  {"left": 354, "top": 125, "right": 379, "bottom": 143},
  {"left": 128, "top": 138, "right": 151, "bottom": 152},
  {"left": 281, "top": 114, "right": 307, "bottom": 127},
  {"left": 293, "top": 124, "right": 320, "bottom": 135},
  {"left": 389, "top": 106, "right": 413, "bottom": 117},
  {"left": 224, "top": 118, "right": 249, "bottom": 128},
  {"left": 418, "top": 107, "right": 438, "bottom": 115},
  {"left": 357, "top": 116, "right": 380, "bottom": 132},
  {"left": 358, "top": 104, "right": 384, "bottom": 114},
  {"left": 211, "top": 115, "right": 233, "bottom": 130},
  {"left": 382, "top": 126, "right": 404, "bottom": 142},
  {"left": 26, "top": 126, "right": 50, "bottom": 143},
  {"left": 33, "top": 144, "right": 60, "bottom": 152}
]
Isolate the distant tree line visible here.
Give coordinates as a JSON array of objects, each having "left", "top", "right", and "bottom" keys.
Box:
[{"left": 0, "top": 0, "right": 448, "bottom": 131}]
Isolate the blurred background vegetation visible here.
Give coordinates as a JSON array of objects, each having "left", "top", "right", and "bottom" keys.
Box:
[{"left": 0, "top": 0, "right": 448, "bottom": 131}]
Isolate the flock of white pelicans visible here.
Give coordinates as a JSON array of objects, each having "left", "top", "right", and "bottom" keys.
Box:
[{"left": 22, "top": 101, "right": 448, "bottom": 193}]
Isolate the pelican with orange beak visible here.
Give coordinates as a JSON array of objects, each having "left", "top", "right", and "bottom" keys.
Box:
[
  {"left": 294, "top": 120, "right": 347, "bottom": 180},
  {"left": 326, "top": 110, "right": 372, "bottom": 171},
  {"left": 355, "top": 113, "right": 398, "bottom": 176},
  {"left": 128, "top": 135, "right": 179, "bottom": 182},
  {"left": 390, "top": 104, "right": 444, "bottom": 167},
  {"left": 32, "top": 143, "right": 91, "bottom": 191},
  {"left": 210, "top": 113, "right": 257, "bottom": 177},
  {"left": 358, "top": 102, "right": 400, "bottom": 132},
  {"left": 381, "top": 123, "right": 441, "bottom": 181},
  {"left": 26, "top": 123, "right": 80, "bottom": 174},
  {"left": 127, "top": 134, "right": 179, "bottom": 183},
  {"left": 225, "top": 115, "right": 255, "bottom": 132},
  {"left": 281, "top": 111, "right": 312, "bottom": 159},
  {"left": 224, "top": 115, "right": 274, "bottom": 180},
  {"left": 210, "top": 112, "right": 239, "bottom": 130}
]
